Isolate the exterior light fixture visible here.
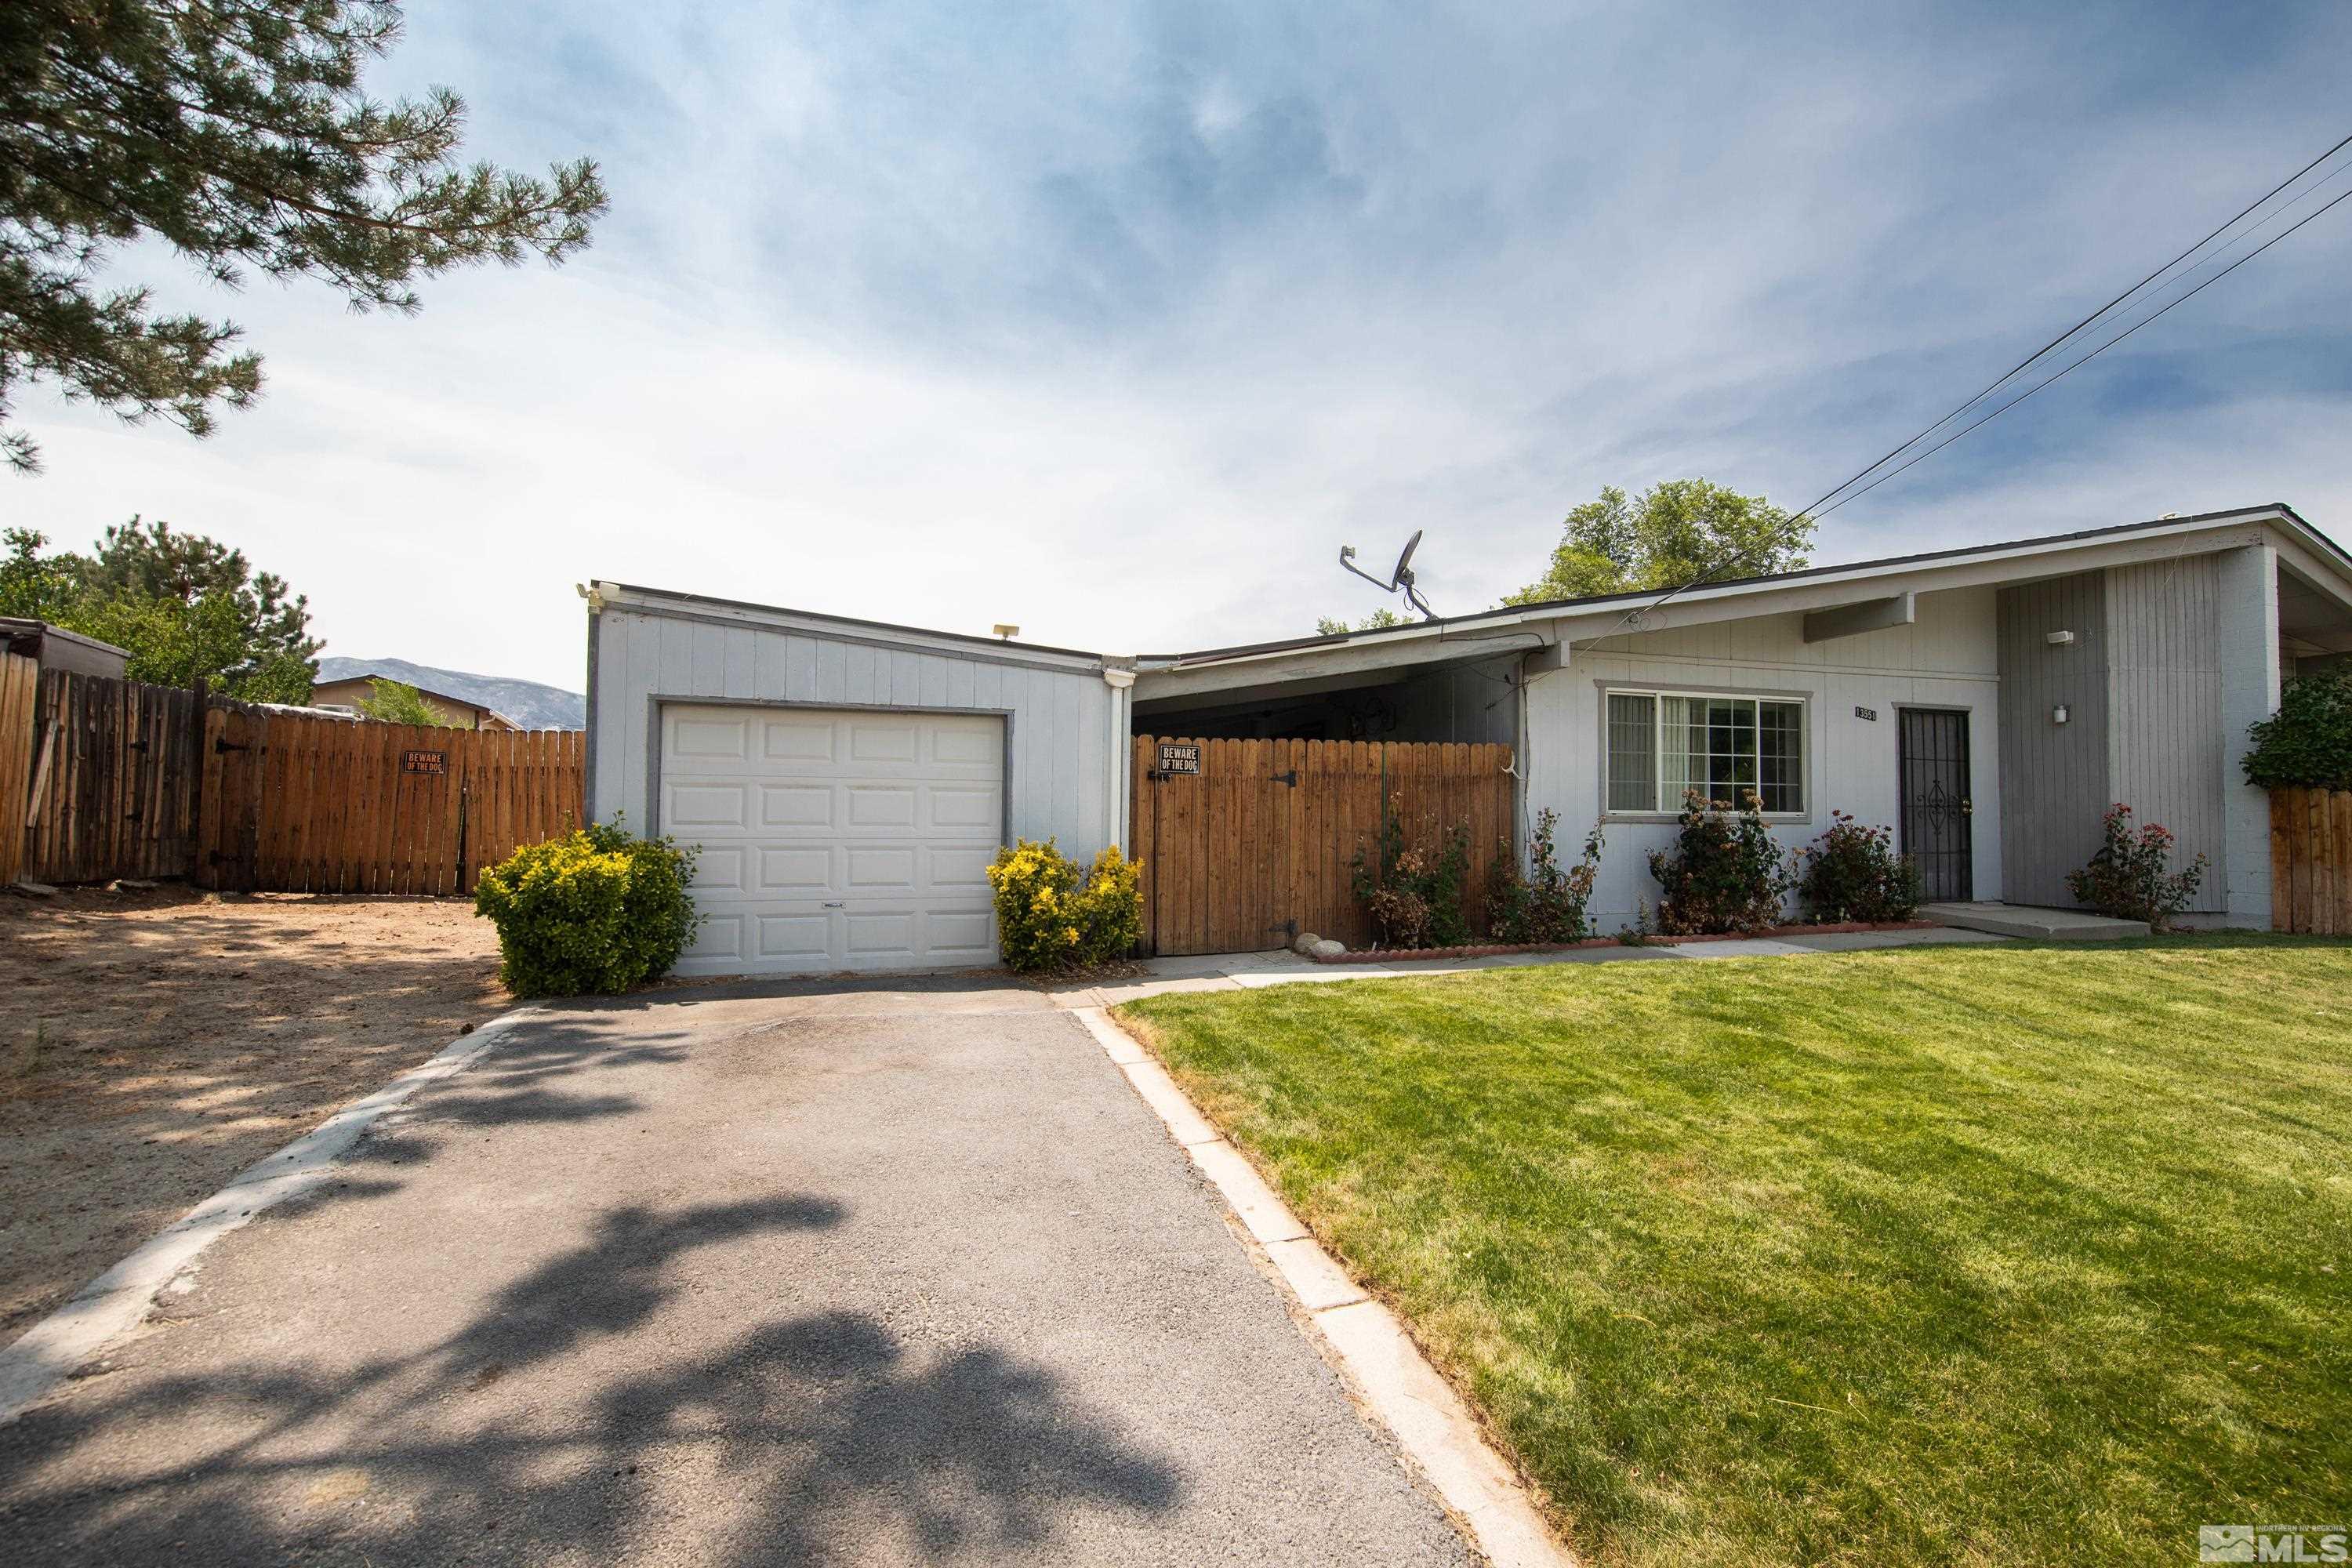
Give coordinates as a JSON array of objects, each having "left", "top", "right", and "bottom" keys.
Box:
[
  {"left": 2045, "top": 630, "right": 2077, "bottom": 645},
  {"left": 2052, "top": 703, "right": 2070, "bottom": 724}
]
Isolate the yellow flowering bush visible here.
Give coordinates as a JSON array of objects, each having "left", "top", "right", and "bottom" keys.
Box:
[
  {"left": 474, "top": 818, "right": 699, "bottom": 995},
  {"left": 985, "top": 837, "right": 1143, "bottom": 971}
]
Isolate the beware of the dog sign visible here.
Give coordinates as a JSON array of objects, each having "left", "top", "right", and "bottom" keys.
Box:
[
  {"left": 401, "top": 749, "right": 448, "bottom": 775},
  {"left": 1156, "top": 742, "right": 1202, "bottom": 775}
]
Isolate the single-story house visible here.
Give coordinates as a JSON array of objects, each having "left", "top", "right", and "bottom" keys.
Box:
[
  {"left": 309, "top": 674, "right": 521, "bottom": 731},
  {"left": 583, "top": 503, "right": 2352, "bottom": 976}
]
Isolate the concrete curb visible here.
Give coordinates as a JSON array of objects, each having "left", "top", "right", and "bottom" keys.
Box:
[
  {"left": 1069, "top": 1005, "right": 1578, "bottom": 1568},
  {"left": 0, "top": 1006, "right": 543, "bottom": 1427}
]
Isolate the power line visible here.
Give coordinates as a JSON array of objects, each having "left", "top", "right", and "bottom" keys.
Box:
[
  {"left": 1566, "top": 128, "right": 2352, "bottom": 652},
  {"left": 1799, "top": 129, "right": 2352, "bottom": 521},
  {"left": 1810, "top": 178, "right": 2352, "bottom": 522}
]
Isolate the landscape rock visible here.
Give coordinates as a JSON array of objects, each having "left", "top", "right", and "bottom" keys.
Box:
[
  {"left": 1292, "top": 931, "right": 1323, "bottom": 956},
  {"left": 1309, "top": 938, "right": 1345, "bottom": 959}
]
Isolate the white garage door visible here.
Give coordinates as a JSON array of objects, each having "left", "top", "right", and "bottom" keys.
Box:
[{"left": 660, "top": 705, "right": 1004, "bottom": 976}]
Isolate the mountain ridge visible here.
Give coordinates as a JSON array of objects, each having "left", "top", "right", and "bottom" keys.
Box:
[{"left": 315, "top": 656, "right": 585, "bottom": 731}]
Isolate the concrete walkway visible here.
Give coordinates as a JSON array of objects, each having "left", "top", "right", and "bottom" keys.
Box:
[
  {"left": 1050, "top": 924, "right": 2007, "bottom": 1007},
  {"left": 1920, "top": 901, "right": 2153, "bottom": 939},
  {"left": 0, "top": 978, "right": 1472, "bottom": 1567}
]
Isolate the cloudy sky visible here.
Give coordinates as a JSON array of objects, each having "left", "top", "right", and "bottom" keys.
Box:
[{"left": 16, "top": 1, "right": 2352, "bottom": 688}]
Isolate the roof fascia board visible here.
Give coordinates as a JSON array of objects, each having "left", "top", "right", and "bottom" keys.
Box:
[
  {"left": 1546, "top": 522, "right": 2296, "bottom": 643},
  {"left": 1142, "top": 511, "right": 2327, "bottom": 695},
  {"left": 598, "top": 586, "right": 1108, "bottom": 677}
]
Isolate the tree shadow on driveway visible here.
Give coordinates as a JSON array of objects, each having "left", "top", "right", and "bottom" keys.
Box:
[{"left": 0, "top": 1189, "right": 1184, "bottom": 1566}]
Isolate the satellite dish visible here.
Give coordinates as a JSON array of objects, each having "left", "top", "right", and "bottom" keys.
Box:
[
  {"left": 1335, "top": 529, "right": 1436, "bottom": 619},
  {"left": 1391, "top": 529, "right": 1423, "bottom": 591}
]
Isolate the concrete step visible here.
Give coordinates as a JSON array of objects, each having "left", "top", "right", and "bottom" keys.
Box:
[{"left": 1921, "top": 902, "right": 2151, "bottom": 940}]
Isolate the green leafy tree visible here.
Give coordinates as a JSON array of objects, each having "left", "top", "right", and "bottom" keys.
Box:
[
  {"left": 0, "top": 526, "right": 78, "bottom": 622},
  {"left": 1, "top": 0, "right": 608, "bottom": 473},
  {"left": 1505, "top": 480, "right": 1814, "bottom": 605},
  {"left": 0, "top": 521, "right": 318, "bottom": 699},
  {"left": 357, "top": 676, "right": 445, "bottom": 726},
  {"left": 1314, "top": 607, "right": 1407, "bottom": 636}
]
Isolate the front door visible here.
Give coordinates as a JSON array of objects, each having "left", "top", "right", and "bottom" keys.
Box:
[{"left": 1897, "top": 709, "right": 1973, "bottom": 902}]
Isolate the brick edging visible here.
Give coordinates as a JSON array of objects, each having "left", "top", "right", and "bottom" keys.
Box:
[
  {"left": 1640, "top": 919, "right": 1939, "bottom": 945},
  {"left": 1311, "top": 937, "right": 1622, "bottom": 964},
  {"left": 1309, "top": 919, "right": 1939, "bottom": 963}
]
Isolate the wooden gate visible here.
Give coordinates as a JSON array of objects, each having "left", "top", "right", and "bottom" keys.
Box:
[
  {"left": 1130, "top": 735, "right": 1515, "bottom": 956},
  {"left": 2271, "top": 785, "right": 2352, "bottom": 935},
  {"left": 20, "top": 669, "right": 204, "bottom": 885},
  {"left": 0, "top": 653, "right": 38, "bottom": 885}
]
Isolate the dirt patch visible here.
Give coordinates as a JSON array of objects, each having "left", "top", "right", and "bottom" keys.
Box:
[{"left": 0, "top": 884, "right": 508, "bottom": 1341}]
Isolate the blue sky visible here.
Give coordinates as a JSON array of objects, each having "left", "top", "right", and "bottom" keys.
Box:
[{"left": 16, "top": 1, "right": 2352, "bottom": 687}]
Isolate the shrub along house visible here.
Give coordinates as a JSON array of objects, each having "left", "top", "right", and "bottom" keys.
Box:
[{"left": 583, "top": 504, "right": 2352, "bottom": 975}]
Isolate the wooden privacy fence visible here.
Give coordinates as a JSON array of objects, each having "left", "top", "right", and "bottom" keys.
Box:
[
  {"left": 2271, "top": 785, "right": 2352, "bottom": 935},
  {"left": 5, "top": 667, "right": 583, "bottom": 894},
  {"left": 201, "top": 708, "right": 584, "bottom": 895},
  {"left": 1131, "top": 735, "right": 1516, "bottom": 956}
]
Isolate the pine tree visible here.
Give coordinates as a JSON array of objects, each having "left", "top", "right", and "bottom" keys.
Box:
[
  {"left": 0, "top": 520, "right": 320, "bottom": 699},
  {"left": 1, "top": 1, "right": 608, "bottom": 472}
]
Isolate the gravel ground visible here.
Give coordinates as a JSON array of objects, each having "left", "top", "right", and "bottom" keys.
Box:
[{"left": 0, "top": 885, "right": 508, "bottom": 1341}]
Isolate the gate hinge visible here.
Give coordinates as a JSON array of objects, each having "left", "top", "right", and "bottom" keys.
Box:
[
  {"left": 214, "top": 737, "right": 253, "bottom": 753},
  {"left": 1271, "top": 770, "right": 1298, "bottom": 787}
]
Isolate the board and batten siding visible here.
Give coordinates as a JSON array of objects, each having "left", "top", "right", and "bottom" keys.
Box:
[
  {"left": 1998, "top": 565, "right": 2234, "bottom": 913},
  {"left": 2105, "top": 557, "right": 2226, "bottom": 911},
  {"left": 1996, "top": 573, "right": 2111, "bottom": 907},
  {"left": 587, "top": 596, "right": 1128, "bottom": 860}
]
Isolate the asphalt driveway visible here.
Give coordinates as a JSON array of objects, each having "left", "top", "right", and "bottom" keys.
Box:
[{"left": 0, "top": 976, "right": 1471, "bottom": 1566}]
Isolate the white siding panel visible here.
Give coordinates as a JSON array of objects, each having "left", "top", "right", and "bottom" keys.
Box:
[
  {"left": 723, "top": 626, "right": 756, "bottom": 698},
  {"left": 754, "top": 632, "right": 788, "bottom": 700},
  {"left": 784, "top": 636, "right": 816, "bottom": 701},
  {"left": 588, "top": 601, "right": 1121, "bottom": 941}
]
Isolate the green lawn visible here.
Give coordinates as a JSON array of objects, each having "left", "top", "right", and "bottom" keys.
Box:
[{"left": 1118, "top": 938, "right": 2352, "bottom": 1566}]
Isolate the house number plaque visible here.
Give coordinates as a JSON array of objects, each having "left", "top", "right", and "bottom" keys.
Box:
[{"left": 1853, "top": 706, "right": 1878, "bottom": 723}]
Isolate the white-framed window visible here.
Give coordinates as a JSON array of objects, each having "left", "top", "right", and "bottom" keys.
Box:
[{"left": 1605, "top": 690, "right": 1806, "bottom": 814}]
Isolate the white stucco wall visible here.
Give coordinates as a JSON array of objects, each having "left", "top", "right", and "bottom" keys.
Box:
[{"left": 1520, "top": 586, "right": 2005, "bottom": 929}]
